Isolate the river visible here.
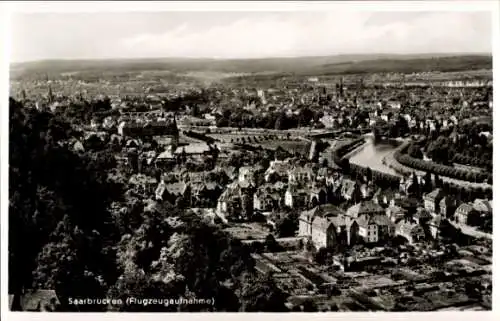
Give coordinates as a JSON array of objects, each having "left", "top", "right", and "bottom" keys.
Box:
[
  {"left": 347, "top": 137, "right": 401, "bottom": 177},
  {"left": 347, "top": 137, "right": 492, "bottom": 190}
]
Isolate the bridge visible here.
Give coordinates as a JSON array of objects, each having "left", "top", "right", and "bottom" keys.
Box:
[
  {"left": 306, "top": 125, "right": 391, "bottom": 140},
  {"left": 120, "top": 109, "right": 164, "bottom": 118}
]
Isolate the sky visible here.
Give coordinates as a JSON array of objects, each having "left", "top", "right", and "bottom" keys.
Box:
[{"left": 10, "top": 11, "right": 492, "bottom": 62}]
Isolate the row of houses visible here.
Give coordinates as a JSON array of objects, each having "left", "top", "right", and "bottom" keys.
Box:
[
  {"left": 297, "top": 186, "right": 493, "bottom": 251},
  {"left": 423, "top": 188, "right": 492, "bottom": 225},
  {"left": 298, "top": 201, "right": 431, "bottom": 250}
]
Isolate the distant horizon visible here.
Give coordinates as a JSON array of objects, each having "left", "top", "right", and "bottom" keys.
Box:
[{"left": 10, "top": 51, "right": 494, "bottom": 66}]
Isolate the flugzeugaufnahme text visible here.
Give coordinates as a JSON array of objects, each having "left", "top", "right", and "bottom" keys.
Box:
[{"left": 68, "top": 297, "right": 215, "bottom": 307}]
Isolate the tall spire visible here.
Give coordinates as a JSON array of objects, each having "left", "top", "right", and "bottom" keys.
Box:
[
  {"left": 46, "top": 73, "right": 53, "bottom": 103},
  {"left": 48, "top": 85, "right": 54, "bottom": 103}
]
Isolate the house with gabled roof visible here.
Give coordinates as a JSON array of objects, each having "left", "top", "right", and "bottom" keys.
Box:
[
  {"left": 311, "top": 216, "right": 346, "bottom": 249},
  {"left": 253, "top": 185, "right": 282, "bottom": 212},
  {"left": 423, "top": 188, "right": 445, "bottom": 214},
  {"left": 454, "top": 203, "right": 480, "bottom": 226},
  {"left": 298, "top": 204, "right": 348, "bottom": 249},
  {"left": 285, "top": 185, "right": 310, "bottom": 209},
  {"left": 396, "top": 219, "right": 426, "bottom": 244},
  {"left": 298, "top": 204, "right": 345, "bottom": 237},
  {"left": 372, "top": 188, "right": 400, "bottom": 207},
  {"left": 217, "top": 180, "right": 255, "bottom": 221},
  {"left": 386, "top": 205, "right": 407, "bottom": 223},
  {"left": 346, "top": 200, "right": 385, "bottom": 219},
  {"left": 349, "top": 213, "right": 394, "bottom": 245},
  {"left": 288, "top": 165, "right": 314, "bottom": 185},
  {"left": 264, "top": 159, "right": 292, "bottom": 182},
  {"left": 472, "top": 199, "right": 492, "bottom": 214}
]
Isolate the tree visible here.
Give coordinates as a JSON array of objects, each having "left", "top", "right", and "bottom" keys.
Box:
[
  {"left": 275, "top": 212, "right": 299, "bottom": 238},
  {"left": 426, "top": 136, "right": 451, "bottom": 165},
  {"left": 174, "top": 196, "right": 185, "bottom": 209},
  {"left": 423, "top": 171, "right": 433, "bottom": 193},
  {"left": 433, "top": 174, "right": 442, "bottom": 188},
  {"left": 464, "top": 280, "right": 482, "bottom": 299},
  {"left": 340, "top": 157, "right": 350, "bottom": 173},
  {"left": 408, "top": 172, "right": 421, "bottom": 197},
  {"left": 301, "top": 299, "right": 318, "bottom": 312},
  {"left": 239, "top": 273, "right": 288, "bottom": 312},
  {"left": 314, "top": 247, "right": 330, "bottom": 265},
  {"left": 9, "top": 98, "right": 121, "bottom": 302},
  {"left": 274, "top": 113, "right": 287, "bottom": 130},
  {"left": 366, "top": 167, "right": 373, "bottom": 183},
  {"left": 407, "top": 144, "right": 423, "bottom": 159},
  {"left": 264, "top": 234, "right": 280, "bottom": 252},
  {"left": 107, "top": 266, "right": 184, "bottom": 312}
]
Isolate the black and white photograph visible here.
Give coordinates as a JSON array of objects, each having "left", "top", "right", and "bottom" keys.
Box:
[{"left": 1, "top": 0, "right": 497, "bottom": 317}]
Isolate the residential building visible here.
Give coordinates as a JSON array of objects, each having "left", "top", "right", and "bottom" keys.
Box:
[
  {"left": 428, "top": 214, "right": 443, "bottom": 239},
  {"left": 423, "top": 188, "right": 445, "bottom": 214},
  {"left": 386, "top": 205, "right": 407, "bottom": 223},
  {"left": 288, "top": 166, "right": 314, "bottom": 185},
  {"left": 254, "top": 187, "right": 282, "bottom": 212},
  {"left": 454, "top": 203, "right": 480, "bottom": 226},
  {"left": 285, "top": 186, "right": 310, "bottom": 209},
  {"left": 472, "top": 199, "right": 492, "bottom": 214},
  {"left": 349, "top": 214, "right": 394, "bottom": 245},
  {"left": 264, "top": 159, "right": 292, "bottom": 182},
  {"left": 346, "top": 200, "right": 386, "bottom": 220},
  {"left": 309, "top": 185, "right": 327, "bottom": 207},
  {"left": 414, "top": 207, "right": 432, "bottom": 225},
  {"left": 439, "top": 196, "right": 458, "bottom": 218},
  {"left": 341, "top": 179, "right": 362, "bottom": 203},
  {"left": 396, "top": 219, "right": 426, "bottom": 244},
  {"left": 298, "top": 205, "right": 347, "bottom": 249},
  {"left": 217, "top": 177, "right": 256, "bottom": 220}
]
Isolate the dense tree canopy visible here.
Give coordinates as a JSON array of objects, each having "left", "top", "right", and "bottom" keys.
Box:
[
  {"left": 9, "top": 97, "right": 285, "bottom": 312},
  {"left": 9, "top": 98, "right": 122, "bottom": 301}
]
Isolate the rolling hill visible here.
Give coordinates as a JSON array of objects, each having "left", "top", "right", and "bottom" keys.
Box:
[{"left": 10, "top": 53, "right": 492, "bottom": 80}]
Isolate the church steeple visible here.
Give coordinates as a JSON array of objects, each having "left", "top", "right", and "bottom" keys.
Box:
[
  {"left": 47, "top": 73, "right": 54, "bottom": 103},
  {"left": 48, "top": 85, "right": 54, "bottom": 103}
]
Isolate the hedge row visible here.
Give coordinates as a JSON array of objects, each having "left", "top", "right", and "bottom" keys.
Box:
[
  {"left": 452, "top": 153, "right": 492, "bottom": 170},
  {"left": 336, "top": 139, "right": 492, "bottom": 198},
  {"left": 395, "top": 144, "right": 490, "bottom": 183},
  {"left": 349, "top": 162, "right": 401, "bottom": 189},
  {"left": 229, "top": 135, "right": 289, "bottom": 144}
]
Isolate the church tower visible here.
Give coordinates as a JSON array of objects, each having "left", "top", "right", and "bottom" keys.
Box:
[{"left": 48, "top": 84, "right": 54, "bottom": 104}]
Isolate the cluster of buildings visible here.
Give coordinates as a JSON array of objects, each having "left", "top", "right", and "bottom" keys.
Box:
[
  {"left": 213, "top": 150, "right": 492, "bottom": 251},
  {"left": 10, "top": 67, "right": 493, "bottom": 312}
]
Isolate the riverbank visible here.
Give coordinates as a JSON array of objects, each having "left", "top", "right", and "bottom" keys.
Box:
[
  {"left": 382, "top": 143, "right": 492, "bottom": 190},
  {"left": 343, "top": 136, "right": 492, "bottom": 192},
  {"left": 347, "top": 137, "right": 402, "bottom": 177}
]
